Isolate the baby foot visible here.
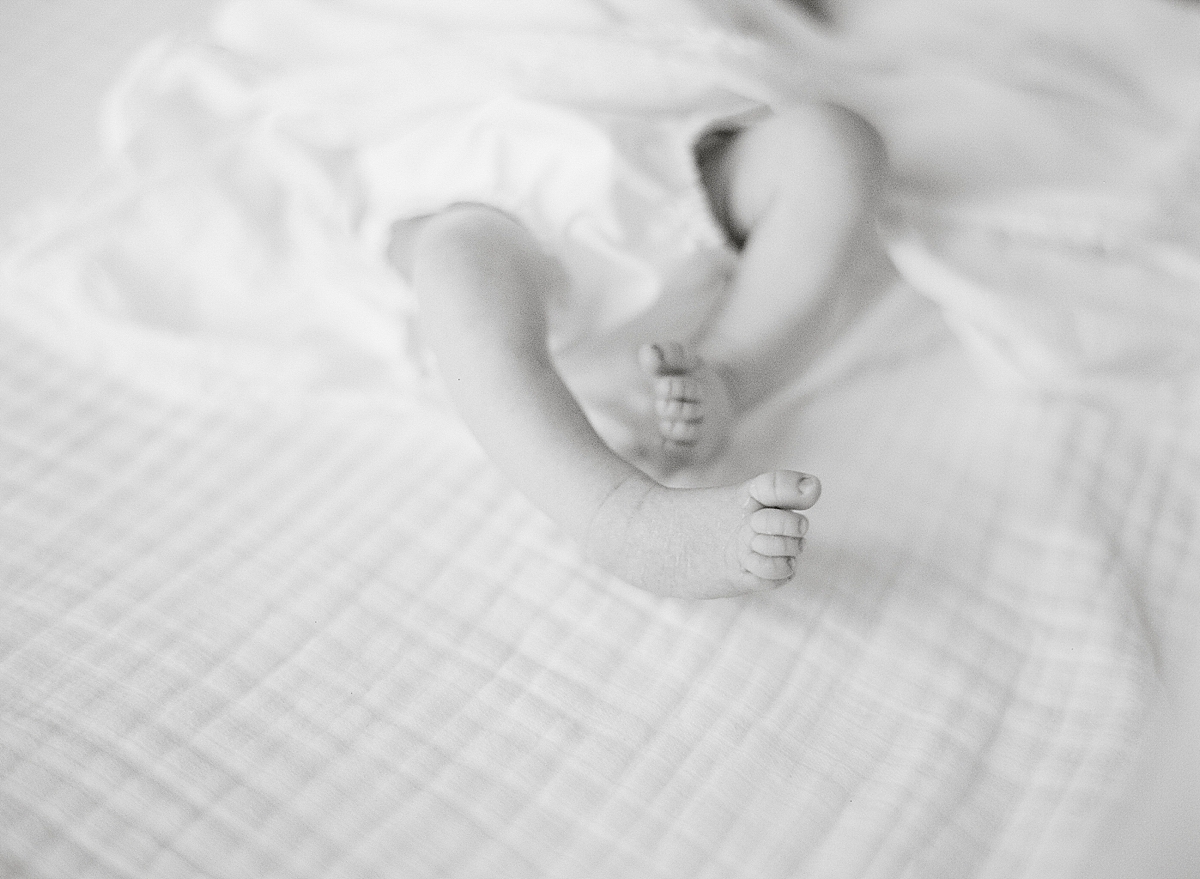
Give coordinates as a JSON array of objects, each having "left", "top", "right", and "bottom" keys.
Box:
[
  {"left": 587, "top": 469, "right": 821, "bottom": 599},
  {"left": 638, "top": 342, "right": 735, "bottom": 475}
]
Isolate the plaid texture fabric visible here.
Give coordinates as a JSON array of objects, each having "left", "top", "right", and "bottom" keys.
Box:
[{"left": 2, "top": 311, "right": 1196, "bottom": 878}]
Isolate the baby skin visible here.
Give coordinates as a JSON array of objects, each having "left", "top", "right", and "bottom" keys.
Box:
[
  {"left": 390, "top": 103, "right": 891, "bottom": 598},
  {"left": 639, "top": 104, "right": 892, "bottom": 475}
]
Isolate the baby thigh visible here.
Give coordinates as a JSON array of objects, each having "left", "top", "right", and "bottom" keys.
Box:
[{"left": 709, "top": 102, "right": 887, "bottom": 246}]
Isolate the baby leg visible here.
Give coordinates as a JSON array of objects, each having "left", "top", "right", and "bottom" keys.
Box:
[
  {"left": 393, "top": 203, "right": 820, "bottom": 598},
  {"left": 642, "top": 102, "right": 895, "bottom": 467}
]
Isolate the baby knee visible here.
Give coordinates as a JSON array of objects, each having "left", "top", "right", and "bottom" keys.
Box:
[{"left": 770, "top": 103, "right": 887, "bottom": 189}]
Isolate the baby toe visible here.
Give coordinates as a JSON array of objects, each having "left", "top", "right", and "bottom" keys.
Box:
[
  {"left": 660, "top": 418, "right": 700, "bottom": 444},
  {"left": 742, "top": 551, "right": 796, "bottom": 582},
  {"left": 639, "top": 342, "right": 693, "bottom": 376},
  {"left": 656, "top": 341, "right": 693, "bottom": 372},
  {"left": 638, "top": 344, "right": 662, "bottom": 374},
  {"left": 750, "top": 533, "right": 803, "bottom": 557},
  {"left": 655, "top": 398, "right": 702, "bottom": 420},
  {"left": 748, "top": 507, "right": 808, "bottom": 539},
  {"left": 744, "top": 470, "right": 821, "bottom": 511},
  {"left": 656, "top": 375, "right": 700, "bottom": 403}
]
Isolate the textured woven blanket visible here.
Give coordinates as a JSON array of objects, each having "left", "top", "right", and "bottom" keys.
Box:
[{"left": 2, "top": 1, "right": 1199, "bottom": 877}]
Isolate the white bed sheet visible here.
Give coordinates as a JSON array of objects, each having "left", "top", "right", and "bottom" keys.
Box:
[
  {"left": 0, "top": 0, "right": 220, "bottom": 230},
  {"left": 3, "top": 1, "right": 1200, "bottom": 878}
]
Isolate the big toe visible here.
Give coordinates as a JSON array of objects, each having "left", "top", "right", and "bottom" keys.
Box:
[
  {"left": 639, "top": 342, "right": 695, "bottom": 377},
  {"left": 743, "top": 470, "right": 821, "bottom": 511}
]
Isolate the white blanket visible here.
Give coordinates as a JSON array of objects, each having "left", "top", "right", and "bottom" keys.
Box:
[{"left": 2, "top": 1, "right": 1200, "bottom": 877}]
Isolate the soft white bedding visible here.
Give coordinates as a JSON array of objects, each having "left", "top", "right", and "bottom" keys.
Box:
[{"left": 2, "top": 1, "right": 1200, "bottom": 877}]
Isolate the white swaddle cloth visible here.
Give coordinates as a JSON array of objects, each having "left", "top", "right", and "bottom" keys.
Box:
[
  {"left": 836, "top": 0, "right": 1200, "bottom": 405},
  {"left": 1, "top": 0, "right": 789, "bottom": 400},
  {"left": 2, "top": 0, "right": 1198, "bottom": 408}
]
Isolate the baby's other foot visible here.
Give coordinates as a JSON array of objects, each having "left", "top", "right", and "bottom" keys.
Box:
[
  {"left": 638, "top": 342, "right": 734, "bottom": 475},
  {"left": 588, "top": 469, "right": 821, "bottom": 599}
]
